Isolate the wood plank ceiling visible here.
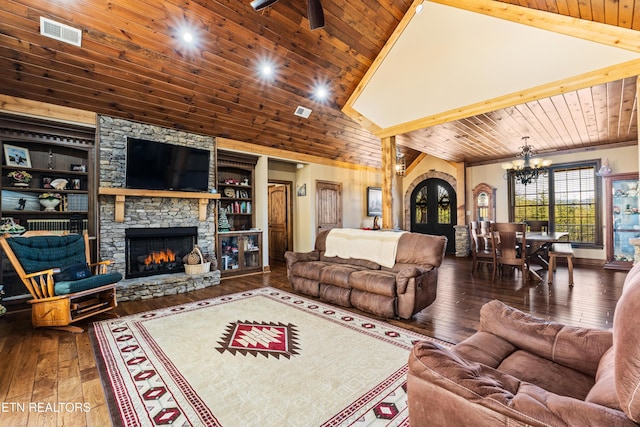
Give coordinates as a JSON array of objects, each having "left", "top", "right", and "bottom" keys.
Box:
[{"left": 0, "top": 0, "right": 638, "bottom": 169}]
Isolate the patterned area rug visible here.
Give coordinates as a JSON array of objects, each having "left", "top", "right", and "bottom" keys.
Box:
[{"left": 90, "top": 287, "right": 451, "bottom": 426}]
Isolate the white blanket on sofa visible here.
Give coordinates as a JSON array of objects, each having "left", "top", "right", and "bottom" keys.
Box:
[{"left": 324, "top": 228, "right": 406, "bottom": 268}]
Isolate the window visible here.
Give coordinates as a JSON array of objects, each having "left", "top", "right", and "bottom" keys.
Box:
[
  {"left": 437, "top": 184, "right": 452, "bottom": 224},
  {"left": 509, "top": 161, "right": 601, "bottom": 247},
  {"left": 414, "top": 186, "right": 427, "bottom": 224}
]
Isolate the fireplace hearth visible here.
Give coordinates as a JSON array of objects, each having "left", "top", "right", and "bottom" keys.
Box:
[{"left": 125, "top": 227, "right": 197, "bottom": 279}]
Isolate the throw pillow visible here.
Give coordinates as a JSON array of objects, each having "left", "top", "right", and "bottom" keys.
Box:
[{"left": 54, "top": 263, "right": 92, "bottom": 282}]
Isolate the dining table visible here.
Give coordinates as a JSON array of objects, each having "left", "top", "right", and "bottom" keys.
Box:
[
  {"left": 476, "top": 228, "right": 570, "bottom": 281},
  {"left": 524, "top": 231, "right": 570, "bottom": 280}
]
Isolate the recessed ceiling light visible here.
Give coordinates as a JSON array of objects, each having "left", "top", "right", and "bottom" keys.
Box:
[
  {"left": 172, "top": 19, "right": 201, "bottom": 51},
  {"left": 316, "top": 87, "right": 327, "bottom": 98},
  {"left": 261, "top": 63, "right": 273, "bottom": 77},
  {"left": 313, "top": 84, "right": 329, "bottom": 101},
  {"left": 256, "top": 57, "right": 278, "bottom": 81},
  {"left": 182, "top": 32, "right": 194, "bottom": 43}
]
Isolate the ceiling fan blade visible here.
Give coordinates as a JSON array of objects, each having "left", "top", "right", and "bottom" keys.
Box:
[
  {"left": 308, "top": 0, "right": 325, "bottom": 30},
  {"left": 250, "top": 0, "right": 279, "bottom": 11}
]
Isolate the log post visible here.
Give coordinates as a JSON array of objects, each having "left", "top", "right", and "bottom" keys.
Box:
[{"left": 381, "top": 136, "right": 396, "bottom": 229}]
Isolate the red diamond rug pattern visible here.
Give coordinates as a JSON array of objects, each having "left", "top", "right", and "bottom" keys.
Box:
[
  {"left": 90, "top": 287, "right": 451, "bottom": 426},
  {"left": 216, "top": 320, "right": 300, "bottom": 358}
]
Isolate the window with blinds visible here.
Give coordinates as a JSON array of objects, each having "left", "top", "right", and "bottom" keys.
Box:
[{"left": 509, "top": 161, "right": 601, "bottom": 246}]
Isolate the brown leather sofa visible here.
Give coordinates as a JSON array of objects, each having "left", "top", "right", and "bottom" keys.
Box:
[
  {"left": 284, "top": 229, "right": 447, "bottom": 319},
  {"left": 407, "top": 263, "right": 640, "bottom": 426}
]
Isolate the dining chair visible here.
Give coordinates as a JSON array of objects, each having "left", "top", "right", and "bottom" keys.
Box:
[
  {"left": 493, "top": 222, "right": 528, "bottom": 284},
  {"left": 479, "top": 220, "right": 492, "bottom": 236},
  {"left": 524, "top": 220, "right": 549, "bottom": 232},
  {"left": 479, "top": 220, "right": 494, "bottom": 250},
  {"left": 469, "top": 222, "right": 497, "bottom": 281}
]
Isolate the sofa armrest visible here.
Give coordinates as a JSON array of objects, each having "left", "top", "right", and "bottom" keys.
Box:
[
  {"left": 284, "top": 250, "right": 320, "bottom": 277},
  {"left": 408, "top": 341, "right": 634, "bottom": 427},
  {"left": 479, "top": 300, "right": 612, "bottom": 376},
  {"left": 395, "top": 265, "right": 433, "bottom": 294}
]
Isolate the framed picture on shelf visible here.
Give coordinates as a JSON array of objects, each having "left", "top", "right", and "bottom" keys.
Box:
[
  {"left": 71, "top": 178, "right": 81, "bottom": 190},
  {"left": 70, "top": 164, "right": 86, "bottom": 172},
  {"left": 3, "top": 144, "right": 31, "bottom": 168},
  {"left": 41, "top": 176, "right": 53, "bottom": 189},
  {"left": 367, "top": 187, "right": 382, "bottom": 217}
]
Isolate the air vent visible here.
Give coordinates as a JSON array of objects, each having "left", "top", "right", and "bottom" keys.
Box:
[
  {"left": 40, "top": 17, "right": 82, "bottom": 47},
  {"left": 294, "top": 106, "right": 312, "bottom": 119}
]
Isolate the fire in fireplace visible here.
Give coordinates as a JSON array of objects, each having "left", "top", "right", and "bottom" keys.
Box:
[{"left": 125, "top": 227, "right": 197, "bottom": 279}]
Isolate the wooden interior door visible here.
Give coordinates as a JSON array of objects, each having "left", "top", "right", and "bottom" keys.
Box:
[
  {"left": 268, "top": 183, "right": 289, "bottom": 262},
  {"left": 316, "top": 180, "right": 342, "bottom": 232}
]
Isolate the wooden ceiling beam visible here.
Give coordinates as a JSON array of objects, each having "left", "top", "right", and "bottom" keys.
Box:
[
  {"left": 436, "top": 0, "right": 640, "bottom": 52},
  {"left": 216, "top": 137, "right": 379, "bottom": 171}
]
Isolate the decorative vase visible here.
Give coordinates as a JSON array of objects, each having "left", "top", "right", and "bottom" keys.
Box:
[
  {"left": 8, "top": 170, "right": 32, "bottom": 187},
  {"left": 40, "top": 198, "right": 60, "bottom": 212}
]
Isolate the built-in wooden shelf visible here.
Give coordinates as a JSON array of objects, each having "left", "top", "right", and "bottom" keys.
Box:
[{"left": 98, "top": 187, "right": 220, "bottom": 222}]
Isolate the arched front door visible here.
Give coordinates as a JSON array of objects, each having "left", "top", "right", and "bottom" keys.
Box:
[{"left": 411, "top": 178, "right": 456, "bottom": 254}]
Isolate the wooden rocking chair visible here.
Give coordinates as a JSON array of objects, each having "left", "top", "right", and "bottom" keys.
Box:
[{"left": 0, "top": 232, "right": 121, "bottom": 333}]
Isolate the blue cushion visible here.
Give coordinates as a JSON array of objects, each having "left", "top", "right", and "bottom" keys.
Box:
[
  {"left": 54, "top": 272, "right": 123, "bottom": 295},
  {"left": 5, "top": 235, "right": 123, "bottom": 296},
  {"left": 6, "top": 235, "right": 87, "bottom": 274}
]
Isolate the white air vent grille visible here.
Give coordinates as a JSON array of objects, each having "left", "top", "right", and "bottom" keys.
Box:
[
  {"left": 294, "top": 106, "right": 312, "bottom": 119},
  {"left": 40, "top": 17, "right": 82, "bottom": 47}
]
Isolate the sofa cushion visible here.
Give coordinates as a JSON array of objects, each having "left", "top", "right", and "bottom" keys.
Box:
[
  {"left": 54, "top": 272, "right": 122, "bottom": 295},
  {"left": 319, "top": 254, "right": 381, "bottom": 270},
  {"left": 497, "top": 350, "right": 594, "bottom": 400},
  {"left": 585, "top": 347, "right": 620, "bottom": 410},
  {"left": 349, "top": 270, "right": 397, "bottom": 297},
  {"left": 480, "top": 300, "right": 612, "bottom": 377},
  {"left": 396, "top": 233, "right": 446, "bottom": 267},
  {"left": 319, "top": 264, "right": 363, "bottom": 288},
  {"left": 453, "top": 331, "right": 517, "bottom": 369},
  {"left": 6, "top": 234, "right": 87, "bottom": 274},
  {"left": 290, "top": 261, "right": 332, "bottom": 281},
  {"left": 351, "top": 289, "right": 395, "bottom": 318},
  {"left": 319, "top": 283, "right": 351, "bottom": 307},
  {"left": 290, "top": 276, "right": 321, "bottom": 297}
]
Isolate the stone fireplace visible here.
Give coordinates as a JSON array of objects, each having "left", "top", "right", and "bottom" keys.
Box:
[{"left": 98, "top": 116, "right": 220, "bottom": 301}]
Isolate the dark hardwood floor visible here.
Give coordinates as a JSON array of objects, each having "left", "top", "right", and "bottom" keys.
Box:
[{"left": 0, "top": 255, "right": 628, "bottom": 426}]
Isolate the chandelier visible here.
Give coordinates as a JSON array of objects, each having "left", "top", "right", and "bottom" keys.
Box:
[{"left": 501, "top": 137, "right": 552, "bottom": 185}]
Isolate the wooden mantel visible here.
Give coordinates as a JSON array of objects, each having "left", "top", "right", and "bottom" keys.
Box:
[{"left": 98, "top": 188, "right": 220, "bottom": 222}]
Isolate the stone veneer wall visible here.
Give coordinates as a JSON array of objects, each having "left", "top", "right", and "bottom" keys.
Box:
[
  {"left": 98, "top": 116, "right": 220, "bottom": 300},
  {"left": 403, "top": 171, "right": 459, "bottom": 253},
  {"left": 454, "top": 225, "right": 470, "bottom": 257}
]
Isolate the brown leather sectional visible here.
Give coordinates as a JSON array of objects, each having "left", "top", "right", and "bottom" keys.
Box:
[
  {"left": 406, "top": 263, "right": 640, "bottom": 426},
  {"left": 284, "top": 229, "right": 447, "bottom": 319}
]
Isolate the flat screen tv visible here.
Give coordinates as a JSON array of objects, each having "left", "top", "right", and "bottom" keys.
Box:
[{"left": 125, "top": 137, "right": 211, "bottom": 192}]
